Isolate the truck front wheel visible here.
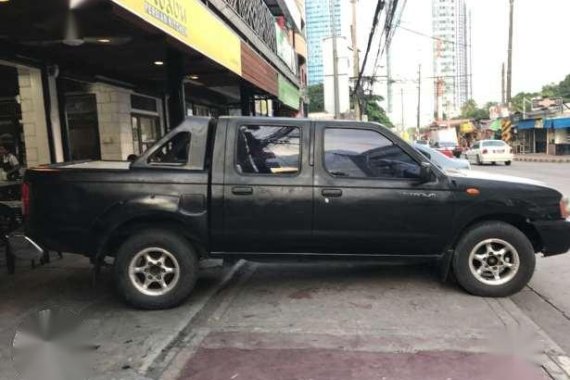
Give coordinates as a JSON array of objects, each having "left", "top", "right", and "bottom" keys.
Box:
[
  {"left": 453, "top": 222, "right": 535, "bottom": 297},
  {"left": 114, "top": 229, "right": 198, "bottom": 309}
]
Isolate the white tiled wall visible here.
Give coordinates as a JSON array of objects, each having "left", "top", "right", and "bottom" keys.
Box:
[
  {"left": 17, "top": 68, "right": 51, "bottom": 168},
  {"left": 91, "top": 83, "right": 135, "bottom": 161}
]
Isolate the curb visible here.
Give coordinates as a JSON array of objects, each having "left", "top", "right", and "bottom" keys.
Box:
[
  {"left": 139, "top": 260, "right": 245, "bottom": 375},
  {"left": 515, "top": 157, "right": 570, "bottom": 163}
]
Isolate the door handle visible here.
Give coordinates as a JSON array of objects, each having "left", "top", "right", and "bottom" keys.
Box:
[
  {"left": 232, "top": 186, "right": 253, "bottom": 195},
  {"left": 322, "top": 189, "right": 343, "bottom": 197}
]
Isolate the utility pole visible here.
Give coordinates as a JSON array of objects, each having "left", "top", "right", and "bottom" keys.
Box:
[
  {"left": 329, "top": 0, "right": 340, "bottom": 118},
  {"left": 400, "top": 87, "right": 405, "bottom": 132},
  {"left": 416, "top": 64, "right": 421, "bottom": 131},
  {"left": 506, "top": 0, "right": 514, "bottom": 104},
  {"left": 501, "top": 63, "right": 506, "bottom": 104},
  {"left": 351, "top": 0, "right": 361, "bottom": 120},
  {"left": 387, "top": 44, "right": 393, "bottom": 115}
]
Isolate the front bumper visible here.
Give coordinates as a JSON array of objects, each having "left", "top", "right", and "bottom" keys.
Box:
[{"left": 532, "top": 219, "right": 570, "bottom": 256}]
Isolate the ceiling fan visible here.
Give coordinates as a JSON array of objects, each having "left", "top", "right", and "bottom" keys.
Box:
[{"left": 21, "top": 0, "right": 131, "bottom": 47}]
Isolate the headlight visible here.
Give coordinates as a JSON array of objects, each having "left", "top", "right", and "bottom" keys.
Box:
[{"left": 561, "top": 197, "right": 570, "bottom": 219}]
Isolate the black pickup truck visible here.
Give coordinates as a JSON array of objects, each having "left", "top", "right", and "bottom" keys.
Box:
[{"left": 24, "top": 117, "right": 570, "bottom": 309}]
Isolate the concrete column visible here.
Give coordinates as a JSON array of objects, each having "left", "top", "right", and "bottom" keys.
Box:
[
  {"left": 166, "top": 48, "right": 186, "bottom": 129},
  {"left": 45, "top": 73, "right": 65, "bottom": 162},
  {"left": 17, "top": 67, "right": 51, "bottom": 168}
]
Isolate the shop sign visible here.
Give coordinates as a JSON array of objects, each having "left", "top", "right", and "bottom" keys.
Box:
[
  {"left": 278, "top": 74, "right": 300, "bottom": 110},
  {"left": 276, "top": 25, "right": 297, "bottom": 74},
  {"left": 112, "top": 0, "right": 242, "bottom": 75}
]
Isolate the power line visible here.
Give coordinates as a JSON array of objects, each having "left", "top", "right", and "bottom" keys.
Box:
[
  {"left": 353, "top": 0, "right": 385, "bottom": 96},
  {"left": 397, "top": 25, "right": 472, "bottom": 48}
]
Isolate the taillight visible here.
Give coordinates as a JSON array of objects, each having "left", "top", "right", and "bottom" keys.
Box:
[
  {"left": 561, "top": 197, "right": 569, "bottom": 219},
  {"left": 21, "top": 182, "right": 30, "bottom": 218},
  {"left": 482, "top": 149, "right": 488, "bottom": 154}
]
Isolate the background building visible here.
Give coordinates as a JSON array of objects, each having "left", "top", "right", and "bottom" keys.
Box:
[
  {"left": 305, "top": 0, "right": 342, "bottom": 85},
  {"left": 432, "top": 0, "right": 470, "bottom": 119}
]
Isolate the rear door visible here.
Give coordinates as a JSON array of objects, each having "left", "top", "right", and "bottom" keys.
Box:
[
  {"left": 220, "top": 118, "right": 313, "bottom": 253},
  {"left": 313, "top": 123, "right": 454, "bottom": 256}
]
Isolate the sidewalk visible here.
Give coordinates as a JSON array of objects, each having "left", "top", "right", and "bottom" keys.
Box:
[
  {"left": 0, "top": 247, "right": 234, "bottom": 380},
  {"left": 159, "top": 262, "right": 570, "bottom": 380},
  {"left": 515, "top": 154, "right": 570, "bottom": 163}
]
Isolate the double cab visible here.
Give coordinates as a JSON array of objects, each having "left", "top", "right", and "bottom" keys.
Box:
[{"left": 24, "top": 117, "right": 570, "bottom": 309}]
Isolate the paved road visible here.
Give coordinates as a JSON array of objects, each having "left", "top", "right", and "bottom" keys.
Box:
[{"left": 476, "top": 161, "right": 570, "bottom": 354}]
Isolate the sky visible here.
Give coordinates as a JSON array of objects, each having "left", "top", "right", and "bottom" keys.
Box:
[{"left": 348, "top": 0, "right": 570, "bottom": 128}]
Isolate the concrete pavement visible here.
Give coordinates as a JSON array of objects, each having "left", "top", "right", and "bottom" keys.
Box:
[{"left": 158, "top": 262, "right": 568, "bottom": 380}]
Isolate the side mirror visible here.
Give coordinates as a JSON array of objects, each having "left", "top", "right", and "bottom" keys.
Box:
[{"left": 419, "top": 162, "right": 433, "bottom": 183}]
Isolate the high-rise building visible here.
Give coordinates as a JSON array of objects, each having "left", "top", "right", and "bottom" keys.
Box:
[
  {"left": 432, "top": 0, "right": 470, "bottom": 119},
  {"left": 306, "top": 0, "right": 342, "bottom": 85}
]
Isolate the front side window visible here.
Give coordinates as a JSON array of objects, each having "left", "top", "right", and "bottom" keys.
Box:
[
  {"left": 148, "top": 132, "right": 190, "bottom": 166},
  {"left": 236, "top": 125, "right": 301, "bottom": 175},
  {"left": 324, "top": 128, "right": 420, "bottom": 179}
]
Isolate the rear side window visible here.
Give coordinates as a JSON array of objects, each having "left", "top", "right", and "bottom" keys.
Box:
[
  {"left": 148, "top": 132, "right": 190, "bottom": 166},
  {"left": 236, "top": 125, "right": 301, "bottom": 175},
  {"left": 324, "top": 128, "right": 420, "bottom": 179}
]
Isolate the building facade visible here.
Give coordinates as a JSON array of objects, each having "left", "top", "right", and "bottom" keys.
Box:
[
  {"left": 305, "top": 0, "right": 341, "bottom": 85},
  {"left": 0, "top": 0, "right": 307, "bottom": 175},
  {"left": 432, "top": 0, "right": 470, "bottom": 119}
]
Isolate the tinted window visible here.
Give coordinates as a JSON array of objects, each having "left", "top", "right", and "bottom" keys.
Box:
[
  {"left": 472, "top": 142, "right": 480, "bottom": 149},
  {"left": 483, "top": 140, "right": 507, "bottom": 147},
  {"left": 324, "top": 128, "right": 420, "bottom": 179},
  {"left": 148, "top": 132, "right": 190, "bottom": 165},
  {"left": 236, "top": 125, "right": 300, "bottom": 175}
]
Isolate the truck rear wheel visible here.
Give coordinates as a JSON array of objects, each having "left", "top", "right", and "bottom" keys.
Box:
[
  {"left": 452, "top": 222, "right": 535, "bottom": 297},
  {"left": 114, "top": 229, "right": 198, "bottom": 309}
]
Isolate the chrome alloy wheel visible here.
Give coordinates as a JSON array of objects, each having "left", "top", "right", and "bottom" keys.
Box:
[
  {"left": 128, "top": 247, "right": 180, "bottom": 296},
  {"left": 468, "top": 238, "right": 520, "bottom": 286}
]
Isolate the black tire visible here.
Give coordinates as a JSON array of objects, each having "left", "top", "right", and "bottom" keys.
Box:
[
  {"left": 114, "top": 229, "right": 198, "bottom": 309},
  {"left": 476, "top": 155, "right": 482, "bottom": 165},
  {"left": 452, "top": 222, "right": 535, "bottom": 297},
  {"left": 505, "top": 161, "right": 512, "bottom": 166}
]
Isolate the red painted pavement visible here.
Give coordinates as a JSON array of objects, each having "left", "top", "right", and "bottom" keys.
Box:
[{"left": 178, "top": 347, "right": 547, "bottom": 380}]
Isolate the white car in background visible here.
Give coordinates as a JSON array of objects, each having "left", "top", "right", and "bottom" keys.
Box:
[{"left": 463, "top": 140, "right": 514, "bottom": 166}]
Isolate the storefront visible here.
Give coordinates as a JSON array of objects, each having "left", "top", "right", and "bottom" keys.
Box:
[
  {"left": 515, "top": 117, "right": 569, "bottom": 155},
  {"left": 0, "top": 0, "right": 304, "bottom": 192}
]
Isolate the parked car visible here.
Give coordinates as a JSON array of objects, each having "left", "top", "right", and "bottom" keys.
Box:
[
  {"left": 24, "top": 117, "right": 570, "bottom": 309},
  {"left": 413, "top": 144, "right": 471, "bottom": 171},
  {"left": 463, "top": 140, "right": 514, "bottom": 165},
  {"left": 433, "top": 141, "right": 457, "bottom": 158}
]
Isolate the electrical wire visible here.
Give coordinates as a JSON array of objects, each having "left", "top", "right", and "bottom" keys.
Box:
[{"left": 353, "top": 0, "right": 385, "bottom": 96}]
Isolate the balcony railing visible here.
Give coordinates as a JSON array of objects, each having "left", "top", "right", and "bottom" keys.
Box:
[{"left": 223, "top": 0, "right": 277, "bottom": 54}]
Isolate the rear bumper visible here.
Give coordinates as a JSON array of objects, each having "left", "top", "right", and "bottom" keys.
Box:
[
  {"left": 480, "top": 154, "right": 514, "bottom": 163},
  {"left": 532, "top": 219, "right": 570, "bottom": 256}
]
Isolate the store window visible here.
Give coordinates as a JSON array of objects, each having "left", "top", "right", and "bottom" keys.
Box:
[
  {"left": 59, "top": 79, "right": 101, "bottom": 161},
  {"left": 131, "top": 95, "right": 162, "bottom": 154}
]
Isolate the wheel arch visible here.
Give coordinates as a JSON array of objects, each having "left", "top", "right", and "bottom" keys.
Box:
[
  {"left": 96, "top": 216, "right": 207, "bottom": 261},
  {"left": 451, "top": 213, "right": 543, "bottom": 253}
]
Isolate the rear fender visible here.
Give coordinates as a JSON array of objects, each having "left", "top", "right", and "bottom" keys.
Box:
[{"left": 92, "top": 195, "right": 207, "bottom": 259}]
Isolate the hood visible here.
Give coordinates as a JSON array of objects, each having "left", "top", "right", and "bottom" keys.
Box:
[{"left": 446, "top": 169, "right": 548, "bottom": 188}]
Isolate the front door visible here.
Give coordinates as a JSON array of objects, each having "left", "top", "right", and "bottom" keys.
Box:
[
  {"left": 222, "top": 119, "right": 313, "bottom": 253},
  {"left": 313, "top": 123, "right": 454, "bottom": 256}
]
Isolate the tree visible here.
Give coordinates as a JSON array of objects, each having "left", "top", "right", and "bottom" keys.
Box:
[
  {"left": 308, "top": 84, "right": 324, "bottom": 113},
  {"left": 459, "top": 99, "right": 489, "bottom": 120},
  {"left": 362, "top": 94, "right": 394, "bottom": 128}
]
